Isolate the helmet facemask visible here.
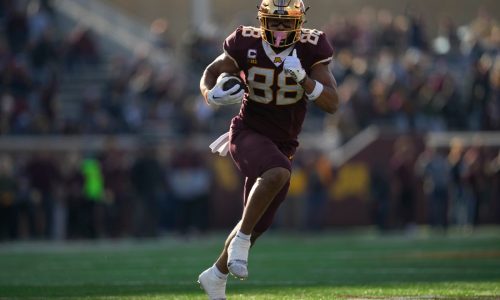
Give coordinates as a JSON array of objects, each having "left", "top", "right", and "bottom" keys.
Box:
[{"left": 258, "top": 0, "right": 306, "bottom": 48}]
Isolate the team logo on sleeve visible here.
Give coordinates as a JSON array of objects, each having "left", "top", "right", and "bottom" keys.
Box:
[{"left": 247, "top": 49, "right": 258, "bottom": 64}]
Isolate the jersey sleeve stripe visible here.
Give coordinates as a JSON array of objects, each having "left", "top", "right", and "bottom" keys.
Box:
[
  {"left": 311, "top": 57, "right": 333, "bottom": 68},
  {"left": 224, "top": 50, "right": 241, "bottom": 69}
]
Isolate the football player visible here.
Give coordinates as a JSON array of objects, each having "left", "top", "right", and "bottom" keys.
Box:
[{"left": 198, "top": 1, "right": 338, "bottom": 298}]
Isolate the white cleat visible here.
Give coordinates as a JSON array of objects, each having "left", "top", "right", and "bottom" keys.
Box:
[
  {"left": 198, "top": 267, "right": 227, "bottom": 300},
  {"left": 227, "top": 236, "right": 251, "bottom": 279}
]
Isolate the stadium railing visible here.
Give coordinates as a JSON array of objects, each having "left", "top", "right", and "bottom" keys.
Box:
[{"left": 53, "top": 0, "right": 171, "bottom": 67}]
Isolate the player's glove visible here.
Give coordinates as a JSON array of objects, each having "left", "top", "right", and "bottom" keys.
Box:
[
  {"left": 207, "top": 77, "right": 245, "bottom": 106},
  {"left": 284, "top": 49, "right": 306, "bottom": 84}
]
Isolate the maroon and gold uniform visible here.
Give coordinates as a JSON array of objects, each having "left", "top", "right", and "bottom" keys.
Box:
[
  {"left": 198, "top": 3, "right": 335, "bottom": 296},
  {"left": 225, "top": 25, "right": 333, "bottom": 144},
  {"left": 223, "top": 25, "right": 333, "bottom": 232}
]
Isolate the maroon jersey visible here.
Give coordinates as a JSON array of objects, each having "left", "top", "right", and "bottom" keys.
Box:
[{"left": 224, "top": 26, "right": 334, "bottom": 144}]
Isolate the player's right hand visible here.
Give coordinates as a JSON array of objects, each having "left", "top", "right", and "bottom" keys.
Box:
[{"left": 207, "top": 77, "right": 245, "bottom": 106}]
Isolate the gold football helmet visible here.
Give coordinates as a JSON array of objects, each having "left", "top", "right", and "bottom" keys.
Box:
[{"left": 258, "top": 0, "right": 306, "bottom": 48}]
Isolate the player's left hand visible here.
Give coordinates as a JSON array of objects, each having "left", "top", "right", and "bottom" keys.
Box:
[{"left": 284, "top": 49, "right": 306, "bottom": 84}]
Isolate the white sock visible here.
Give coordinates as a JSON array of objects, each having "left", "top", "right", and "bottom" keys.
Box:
[
  {"left": 212, "top": 265, "right": 228, "bottom": 280},
  {"left": 236, "top": 231, "right": 251, "bottom": 241}
]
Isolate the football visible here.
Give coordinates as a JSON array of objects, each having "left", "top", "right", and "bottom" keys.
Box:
[{"left": 219, "top": 73, "right": 245, "bottom": 95}]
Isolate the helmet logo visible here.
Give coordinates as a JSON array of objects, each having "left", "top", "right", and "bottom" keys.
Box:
[{"left": 274, "top": 0, "right": 289, "bottom": 14}]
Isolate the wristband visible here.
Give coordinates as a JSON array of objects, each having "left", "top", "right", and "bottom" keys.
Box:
[{"left": 306, "top": 80, "right": 324, "bottom": 101}]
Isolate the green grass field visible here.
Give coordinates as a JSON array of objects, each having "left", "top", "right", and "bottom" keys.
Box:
[{"left": 1, "top": 228, "right": 500, "bottom": 299}]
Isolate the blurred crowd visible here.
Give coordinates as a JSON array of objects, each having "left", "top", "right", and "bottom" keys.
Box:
[
  {"left": 372, "top": 137, "right": 500, "bottom": 234},
  {"left": 0, "top": 0, "right": 199, "bottom": 136},
  {"left": 0, "top": 0, "right": 104, "bottom": 135},
  {"left": 0, "top": 141, "right": 215, "bottom": 240},
  {"left": 1, "top": 1, "right": 498, "bottom": 138},
  {"left": 323, "top": 7, "right": 499, "bottom": 142},
  {"left": 1, "top": 1, "right": 500, "bottom": 240},
  {"left": 1, "top": 137, "right": 499, "bottom": 241}
]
